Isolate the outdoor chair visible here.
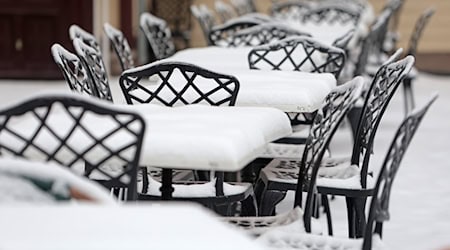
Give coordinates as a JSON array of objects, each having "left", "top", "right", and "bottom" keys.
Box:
[
  {"left": 191, "top": 4, "right": 217, "bottom": 45},
  {"left": 208, "top": 16, "right": 263, "bottom": 47},
  {"left": 231, "top": 0, "right": 257, "bottom": 16},
  {"left": 224, "top": 77, "right": 364, "bottom": 235},
  {"left": 73, "top": 38, "right": 113, "bottom": 102},
  {"left": 270, "top": 0, "right": 312, "bottom": 22},
  {"left": 215, "top": 0, "right": 237, "bottom": 23},
  {"left": 302, "top": 5, "right": 361, "bottom": 26},
  {"left": 50, "top": 43, "right": 98, "bottom": 98},
  {"left": 0, "top": 93, "right": 146, "bottom": 201},
  {"left": 68, "top": 24, "right": 101, "bottom": 54},
  {"left": 212, "top": 22, "right": 310, "bottom": 47},
  {"left": 257, "top": 94, "right": 436, "bottom": 250},
  {"left": 139, "top": 12, "right": 176, "bottom": 62},
  {"left": 402, "top": 7, "right": 435, "bottom": 114},
  {"left": 120, "top": 61, "right": 256, "bottom": 215},
  {"left": 103, "top": 23, "right": 135, "bottom": 72}
]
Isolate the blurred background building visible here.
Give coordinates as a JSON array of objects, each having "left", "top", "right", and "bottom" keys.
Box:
[{"left": 1, "top": 0, "right": 449, "bottom": 79}]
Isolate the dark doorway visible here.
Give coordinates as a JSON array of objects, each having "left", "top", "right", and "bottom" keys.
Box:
[{"left": 0, "top": 0, "right": 93, "bottom": 79}]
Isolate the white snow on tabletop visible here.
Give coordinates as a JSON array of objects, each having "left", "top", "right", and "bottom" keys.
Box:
[{"left": 0, "top": 203, "right": 265, "bottom": 250}]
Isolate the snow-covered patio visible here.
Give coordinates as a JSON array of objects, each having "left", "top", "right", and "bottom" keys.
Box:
[{"left": 0, "top": 72, "right": 449, "bottom": 249}]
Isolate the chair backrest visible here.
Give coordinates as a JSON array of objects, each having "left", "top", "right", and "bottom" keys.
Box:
[
  {"left": 73, "top": 38, "right": 113, "bottom": 102},
  {"left": 362, "top": 95, "right": 437, "bottom": 250},
  {"left": 50, "top": 44, "right": 98, "bottom": 98},
  {"left": 120, "top": 62, "right": 240, "bottom": 107},
  {"left": 69, "top": 24, "right": 101, "bottom": 54},
  {"left": 191, "top": 4, "right": 217, "bottom": 45},
  {"left": 352, "top": 55, "right": 415, "bottom": 188},
  {"left": 215, "top": 22, "right": 311, "bottom": 47},
  {"left": 208, "top": 18, "right": 263, "bottom": 46},
  {"left": 215, "top": 0, "right": 237, "bottom": 23},
  {"left": 270, "top": 0, "right": 312, "bottom": 22},
  {"left": 303, "top": 5, "right": 361, "bottom": 26},
  {"left": 139, "top": 13, "right": 176, "bottom": 61},
  {"left": 406, "top": 7, "right": 435, "bottom": 57},
  {"left": 103, "top": 23, "right": 135, "bottom": 71},
  {"left": 332, "top": 29, "right": 355, "bottom": 51},
  {"left": 353, "top": 8, "right": 392, "bottom": 76},
  {"left": 248, "top": 36, "right": 346, "bottom": 78},
  {"left": 231, "top": 0, "right": 256, "bottom": 15},
  {"left": 293, "top": 77, "right": 364, "bottom": 232},
  {"left": 0, "top": 94, "right": 146, "bottom": 201}
]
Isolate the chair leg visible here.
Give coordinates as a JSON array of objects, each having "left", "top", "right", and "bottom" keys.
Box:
[
  {"left": 347, "top": 106, "right": 362, "bottom": 141},
  {"left": 354, "top": 197, "right": 367, "bottom": 238},
  {"left": 241, "top": 193, "right": 258, "bottom": 216},
  {"left": 259, "top": 189, "right": 287, "bottom": 216},
  {"left": 254, "top": 179, "right": 266, "bottom": 205},
  {"left": 403, "top": 78, "right": 415, "bottom": 116},
  {"left": 322, "top": 195, "right": 334, "bottom": 236},
  {"left": 345, "top": 197, "right": 356, "bottom": 238}
]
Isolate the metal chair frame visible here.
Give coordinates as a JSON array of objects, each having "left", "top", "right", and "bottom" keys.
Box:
[
  {"left": 215, "top": 0, "right": 237, "bottom": 23},
  {"left": 69, "top": 24, "right": 101, "bottom": 54},
  {"left": 191, "top": 4, "right": 217, "bottom": 45},
  {"left": 50, "top": 44, "right": 98, "bottom": 98},
  {"left": 139, "top": 12, "right": 176, "bottom": 61},
  {"left": 0, "top": 94, "right": 146, "bottom": 201},
  {"left": 208, "top": 18, "right": 263, "bottom": 46},
  {"left": 103, "top": 23, "right": 135, "bottom": 72},
  {"left": 270, "top": 0, "right": 312, "bottom": 22},
  {"left": 230, "top": 0, "right": 257, "bottom": 16},
  {"left": 302, "top": 5, "right": 361, "bottom": 26}
]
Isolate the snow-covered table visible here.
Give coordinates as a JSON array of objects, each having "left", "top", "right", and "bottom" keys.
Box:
[
  {"left": 0, "top": 203, "right": 265, "bottom": 250},
  {"left": 162, "top": 47, "right": 337, "bottom": 113}
]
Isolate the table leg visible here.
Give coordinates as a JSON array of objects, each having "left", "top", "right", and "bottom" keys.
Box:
[{"left": 160, "top": 168, "right": 175, "bottom": 200}]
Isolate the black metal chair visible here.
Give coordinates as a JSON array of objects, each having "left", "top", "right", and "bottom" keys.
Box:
[
  {"left": 302, "top": 5, "right": 361, "bottom": 26},
  {"left": 208, "top": 16, "right": 263, "bottom": 47},
  {"left": 230, "top": 0, "right": 257, "bottom": 16},
  {"left": 224, "top": 77, "right": 364, "bottom": 235},
  {"left": 69, "top": 24, "right": 101, "bottom": 54},
  {"left": 270, "top": 0, "right": 312, "bottom": 22},
  {"left": 139, "top": 12, "right": 176, "bottom": 62},
  {"left": 120, "top": 61, "right": 256, "bottom": 215},
  {"left": 191, "top": 4, "right": 217, "bottom": 45},
  {"left": 73, "top": 38, "right": 113, "bottom": 102},
  {"left": 215, "top": 0, "right": 237, "bottom": 23},
  {"left": 316, "top": 55, "right": 415, "bottom": 238},
  {"left": 402, "top": 7, "right": 435, "bottom": 114},
  {"left": 257, "top": 95, "right": 437, "bottom": 250},
  {"left": 50, "top": 43, "right": 99, "bottom": 98},
  {"left": 103, "top": 23, "right": 135, "bottom": 72},
  {"left": 0, "top": 93, "right": 146, "bottom": 201},
  {"left": 248, "top": 36, "right": 346, "bottom": 78},
  {"left": 212, "top": 22, "right": 311, "bottom": 47}
]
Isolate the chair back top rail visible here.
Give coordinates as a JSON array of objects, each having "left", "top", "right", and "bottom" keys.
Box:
[
  {"left": 139, "top": 12, "right": 176, "bottom": 61},
  {"left": 103, "top": 23, "right": 135, "bottom": 71}
]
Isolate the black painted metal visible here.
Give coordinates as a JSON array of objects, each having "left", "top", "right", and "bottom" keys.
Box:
[
  {"left": 69, "top": 24, "right": 101, "bottom": 55},
  {"left": 248, "top": 36, "right": 346, "bottom": 78},
  {"left": 255, "top": 77, "right": 363, "bottom": 232},
  {"left": 139, "top": 12, "right": 176, "bottom": 61},
  {"left": 270, "top": 0, "right": 311, "bottom": 22},
  {"left": 215, "top": 22, "right": 311, "bottom": 47},
  {"left": 303, "top": 5, "right": 361, "bottom": 26},
  {"left": 103, "top": 23, "right": 135, "bottom": 72},
  {"left": 361, "top": 95, "right": 437, "bottom": 249},
  {"left": 208, "top": 18, "right": 263, "bottom": 47},
  {"left": 120, "top": 61, "right": 240, "bottom": 107},
  {"left": 73, "top": 38, "right": 113, "bottom": 102},
  {"left": 50, "top": 44, "right": 98, "bottom": 98},
  {"left": 0, "top": 94, "right": 146, "bottom": 201}
]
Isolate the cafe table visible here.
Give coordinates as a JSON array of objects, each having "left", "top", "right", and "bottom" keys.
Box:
[
  {"left": 0, "top": 203, "right": 265, "bottom": 250},
  {"left": 161, "top": 46, "right": 337, "bottom": 113}
]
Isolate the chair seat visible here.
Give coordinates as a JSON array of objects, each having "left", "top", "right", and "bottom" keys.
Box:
[
  {"left": 260, "top": 143, "right": 306, "bottom": 159},
  {"left": 223, "top": 207, "right": 323, "bottom": 237},
  {"left": 138, "top": 176, "right": 252, "bottom": 198},
  {"left": 257, "top": 229, "right": 386, "bottom": 250}
]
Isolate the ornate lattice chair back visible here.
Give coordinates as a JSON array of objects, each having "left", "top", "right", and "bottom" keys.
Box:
[
  {"left": 50, "top": 44, "right": 98, "bottom": 98},
  {"left": 352, "top": 55, "right": 415, "bottom": 188},
  {"left": 406, "top": 7, "right": 435, "bottom": 57},
  {"left": 73, "top": 38, "right": 113, "bottom": 102},
  {"left": 69, "top": 24, "right": 101, "bottom": 55},
  {"left": 103, "top": 23, "right": 135, "bottom": 71},
  {"left": 303, "top": 5, "right": 361, "bottom": 26},
  {"left": 362, "top": 94, "right": 437, "bottom": 250},
  {"left": 0, "top": 94, "right": 146, "bottom": 201},
  {"left": 215, "top": 0, "right": 237, "bottom": 23},
  {"left": 220, "top": 22, "right": 311, "bottom": 47},
  {"left": 139, "top": 12, "right": 176, "bottom": 61},
  {"left": 190, "top": 5, "right": 217, "bottom": 45},
  {"left": 248, "top": 36, "right": 346, "bottom": 78},
  {"left": 270, "top": 0, "right": 312, "bottom": 22},
  {"left": 120, "top": 61, "right": 240, "bottom": 107},
  {"left": 292, "top": 77, "right": 364, "bottom": 232}
]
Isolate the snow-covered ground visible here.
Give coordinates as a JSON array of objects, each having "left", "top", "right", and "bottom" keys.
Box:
[{"left": 0, "top": 72, "right": 449, "bottom": 249}]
